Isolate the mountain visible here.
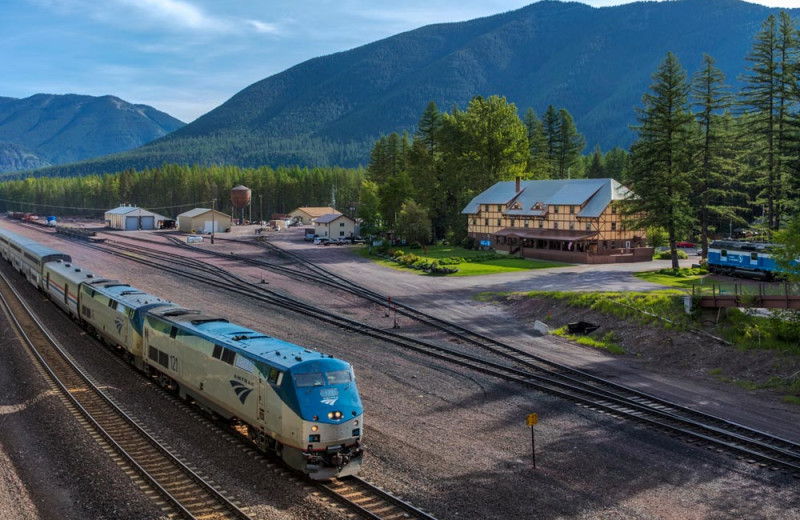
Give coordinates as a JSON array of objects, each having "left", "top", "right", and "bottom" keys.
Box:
[
  {"left": 0, "top": 142, "right": 51, "bottom": 172},
  {"left": 0, "top": 94, "right": 184, "bottom": 173},
  {"left": 19, "top": 0, "right": 794, "bottom": 177}
]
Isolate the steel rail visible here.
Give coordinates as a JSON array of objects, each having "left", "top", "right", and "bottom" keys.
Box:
[
  {"left": 0, "top": 267, "right": 253, "bottom": 520},
  {"left": 81, "top": 238, "right": 800, "bottom": 475}
]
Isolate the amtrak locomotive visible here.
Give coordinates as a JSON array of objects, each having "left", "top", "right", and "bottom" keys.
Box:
[{"left": 0, "top": 226, "right": 363, "bottom": 479}]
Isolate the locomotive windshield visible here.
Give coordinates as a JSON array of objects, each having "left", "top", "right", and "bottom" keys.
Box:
[
  {"left": 325, "top": 370, "right": 351, "bottom": 384},
  {"left": 294, "top": 372, "right": 325, "bottom": 387},
  {"left": 294, "top": 370, "right": 352, "bottom": 387}
]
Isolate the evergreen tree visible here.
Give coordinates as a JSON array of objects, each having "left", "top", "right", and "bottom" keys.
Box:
[
  {"left": 555, "top": 108, "right": 586, "bottom": 178},
  {"left": 691, "top": 54, "right": 739, "bottom": 258},
  {"left": 523, "top": 108, "right": 551, "bottom": 178},
  {"left": 587, "top": 144, "right": 605, "bottom": 178},
  {"left": 624, "top": 52, "right": 695, "bottom": 269},
  {"left": 739, "top": 12, "right": 798, "bottom": 232},
  {"left": 543, "top": 105, "right": 561, "bottom": 177}
]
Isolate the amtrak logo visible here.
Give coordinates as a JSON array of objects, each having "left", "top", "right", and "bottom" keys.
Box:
[
  {"left": 229, "top": 380, "right": 253, "bottom": 404},
  {"left": 320, "top": 388, "right": 339, "bottom": 406},
  {"left": 114, "top": 316, "right": 124, "bottom": 334}
]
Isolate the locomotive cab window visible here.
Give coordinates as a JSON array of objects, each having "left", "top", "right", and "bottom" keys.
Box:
[
  {"left": 326, "top": 370, "right": 351, "bottom": 385},
  {"left": 721, "top": 249, "right": 727, "bottom": 258},
  {"left": 751, "top": 252, "right": 758, "bottom": 261},
  {"left": 294, "top": 372, "right": 324, "bottom": 387}
]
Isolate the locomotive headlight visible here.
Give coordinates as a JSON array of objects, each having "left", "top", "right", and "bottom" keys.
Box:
[
  {"left": 335, "top": 411, "right": 342, "bottom": 419},
  {"left": 328, "top": 412, "right": 334, "bottom": 419},
  {"left": 328, "top": 411, "right": 343, "bottom": 420},
  {"left": 311, "top": 425, "right": 319, "bottom": 432}
]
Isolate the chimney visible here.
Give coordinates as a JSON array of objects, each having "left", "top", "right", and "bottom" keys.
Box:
[{"left": 515, "top": 176, "right": 521, "bottom": 193}]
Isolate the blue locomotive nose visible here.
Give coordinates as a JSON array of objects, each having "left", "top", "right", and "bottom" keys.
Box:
[{"left": 285, "top": 359, "right": 363, "bottom": 422}]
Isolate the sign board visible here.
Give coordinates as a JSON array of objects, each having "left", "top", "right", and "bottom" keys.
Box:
[
  {"left": 526, "top": 413, "right": 538, "bottom": 426},
  {"left": 480, "top": 240, "right": 491, "bottom": 247}
]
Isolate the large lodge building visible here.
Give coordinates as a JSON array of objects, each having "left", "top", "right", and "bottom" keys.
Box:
[{"left": 462, "top": 177, "right": 652, "bottom": 264}]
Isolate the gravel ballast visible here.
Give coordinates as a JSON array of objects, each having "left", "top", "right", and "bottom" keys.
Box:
[{"left": 0, "top": 222, "right": 798, "bottom": 519}]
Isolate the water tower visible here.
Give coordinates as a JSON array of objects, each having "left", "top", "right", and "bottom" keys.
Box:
[{"left": 230, "top": 185, "right": 252, "bottom": 225}]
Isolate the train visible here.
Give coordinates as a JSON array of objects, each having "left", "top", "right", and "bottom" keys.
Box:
[
  {"left": 0, "top": 226, "right": 364, "bottom": 479},
  {"left": 706, "top": 240, "right": 785, "bottom": 280}
]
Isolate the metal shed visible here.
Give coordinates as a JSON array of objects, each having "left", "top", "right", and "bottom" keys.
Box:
[
  {"left": 104, "top": 205, "right": 167, "bottom": 230},
  {"left": 176, "top": 208, "right": 232, "bottom": 234}
]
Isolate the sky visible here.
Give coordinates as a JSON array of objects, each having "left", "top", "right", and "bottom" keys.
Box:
[{"left": 3, "top": 0, "right": 800, "bottom": 123}]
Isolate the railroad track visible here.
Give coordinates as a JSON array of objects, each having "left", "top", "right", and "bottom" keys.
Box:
[
  {"left": 319, "top": 476, "right": 437, "bottom": 519},
  {"left": 80, "top": 235, "right": 800, "bottom": 477},
  {"left": 0, "top": 267, "right": 253, "bottom": 520},
  {"left": 1, "top": 225, "right": 443, "bottom": 519}
]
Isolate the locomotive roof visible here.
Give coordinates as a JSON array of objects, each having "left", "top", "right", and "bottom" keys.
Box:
[
  {"left": 0, "top": 227, "right": 38, "bottom": 245},
  {"left": 20, "top": 242, "right": 72, "bottom": 262},
  {"left": 709, "top": 240, "right": 775, "bottom": 251},
  {"left": 88, "top": 280, "right": 173, "bottom": 308},
  {"left": 44, "top": 260, "right": 107, "bottom": 284},
  {"left": 148, "top": 306, "right": 334, "bottom": 372}
]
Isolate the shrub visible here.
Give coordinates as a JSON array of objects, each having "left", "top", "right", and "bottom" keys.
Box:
[
  {"left": 653, "top": 249, "right": 689, "bottom": 260},
  {"left": 461, "top": 236, "right": 476, "bottom": 249}
]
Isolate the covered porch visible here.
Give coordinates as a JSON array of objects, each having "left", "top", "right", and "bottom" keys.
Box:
[{"left": 491, "top": 228, "right": 652, "bottom": 264}]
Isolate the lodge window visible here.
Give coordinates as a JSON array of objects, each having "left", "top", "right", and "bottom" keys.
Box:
[
  {"left": 570, "top": 206, "right": 575, "bottom": 214},
  {"left": 339, "top": 222, "right": 345, "bottom": 227},
  {"left": 472, "top": 218, "right": 476, "bottom": 225},
  {"left": 498, "top": 205, "right": 503, "bottom": 212},
  {"left": 569, "top": 222, "right": 575, "bottom": 230},
  {"left": 497, "top": 219, "right": 502, "bottom": 226},
  {"left": 484, "top": 218, "right": 489, "bottom": 226},
  {"left": 611, "top": 205, "right": 617, "bottom": 214},
  {"left": 539, "top": 221, "right": 544, "bottom": 228},
  {"left": 553, "top": 206, "right": 559, "bottom": 214},
  {"left": 611, "top": 222, "right": 617, "bottom": 231},
  {"left": 586, "top": 222, "right": 592, "bottom": 231},
  {"left": 524, "top": 220, "right": 530, "bottom": 228},
  {"left": 554, "top": 222, "right": 558, "bottom": 229}
]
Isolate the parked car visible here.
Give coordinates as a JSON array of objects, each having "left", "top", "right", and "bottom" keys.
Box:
[
  {"left": 676, "top": 241, "right": 696, "bottom": 248},
  {"left": 304, "top": 233, "right": 319, "bottom": 242},
  {"left": 347, "top": 235, "right": 366, "bottom": 244},
  {"left": 314, "top": 237, "right": 331, "bottom": 245}
]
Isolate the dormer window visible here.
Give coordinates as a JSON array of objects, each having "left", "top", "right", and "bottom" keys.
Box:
[
  {"left": 532, "top": 202, "right": 544, "bottom": 211},
  {"left": 510, "top": 201, "right": 522, "bottom": 210}
]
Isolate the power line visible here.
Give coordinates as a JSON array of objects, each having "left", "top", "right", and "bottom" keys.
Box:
[{"left": 0, "top": 198, "right": 214, "bottom": 213}]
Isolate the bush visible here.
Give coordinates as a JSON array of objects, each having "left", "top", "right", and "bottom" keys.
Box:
[
  {"left": 409, "top": 241, "right": 423, "bottom": 250},
  {"left": 461, "top": 236, "right": 476, "bottom": 249},
  {"left": 653, "top": 249, "right": 689, "bottom": 260}
]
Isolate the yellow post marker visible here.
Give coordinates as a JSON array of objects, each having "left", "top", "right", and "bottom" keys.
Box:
[{"left": 526, "top": 413, "right": 538, "bottom": 468}]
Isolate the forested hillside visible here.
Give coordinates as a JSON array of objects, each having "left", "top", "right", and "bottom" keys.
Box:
[
  {"left": 0, "top": 94, "right": 184, "bottom": 173},
  {"left": 0, "top": 164, "right": 364, "bottom": 221},
  {"left": 22, "top": 0, "right": 790, "bottom": 177}
]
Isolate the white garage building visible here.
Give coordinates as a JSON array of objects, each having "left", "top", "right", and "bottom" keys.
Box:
[
  {"left": 105, "top": 205, "right": 168, "bottom": 231},
  {"left": 177, "top": 208, "right": 232, "bottom": 234}
]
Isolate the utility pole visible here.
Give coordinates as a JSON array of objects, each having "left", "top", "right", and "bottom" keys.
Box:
[
  {"left": 260, "top": 194, "right": 263, "bottom": 225},
  {"left": 211, "top": 198, "right": 216, "bottom": 244}
]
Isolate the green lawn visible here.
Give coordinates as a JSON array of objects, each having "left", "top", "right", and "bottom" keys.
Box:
[
  {"left": 633, "top": 267, "right": 708, "bottom": 288},
  {"left": 357, "top": 244, "right": 571, "bottom": 276}
]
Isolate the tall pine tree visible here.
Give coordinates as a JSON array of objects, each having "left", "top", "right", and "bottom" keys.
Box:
[{"left": 624, "top": 52, "right": 695, "bottom": 269}]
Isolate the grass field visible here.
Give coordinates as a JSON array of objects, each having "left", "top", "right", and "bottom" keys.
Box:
[{"left": 357, "top": 245, "right": 570, "bottom": 276}]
